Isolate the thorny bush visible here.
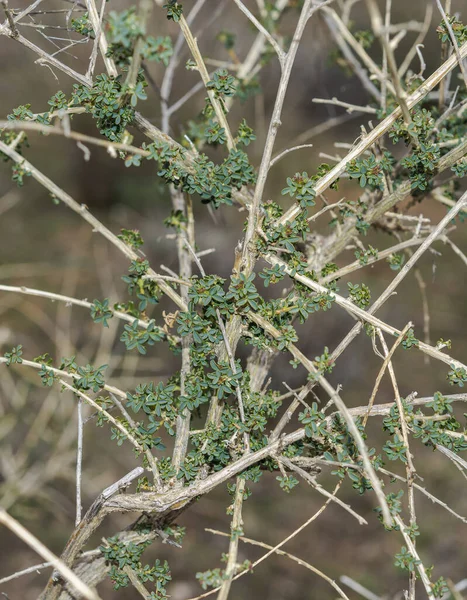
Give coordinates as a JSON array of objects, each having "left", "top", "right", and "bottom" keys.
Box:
[{"left": 1, "top": 0, "right": 467, "bottom": 599}]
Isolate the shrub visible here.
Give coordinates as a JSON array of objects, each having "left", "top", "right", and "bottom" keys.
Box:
[{"left": 0, "top": 1, "right": 466, "bottom": 599}]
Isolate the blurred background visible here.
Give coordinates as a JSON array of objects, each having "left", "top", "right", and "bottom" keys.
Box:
[{"left": 1, "top": 0, "right": 466, "bottom": 598}]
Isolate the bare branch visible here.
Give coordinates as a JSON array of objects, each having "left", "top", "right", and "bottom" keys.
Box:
[{"left": 0, "top": 508, "right": 102, "bottom": 600}]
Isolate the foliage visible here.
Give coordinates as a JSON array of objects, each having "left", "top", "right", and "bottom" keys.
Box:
[
  {"left": 71, "top": 13, "right": 95, "bottom": 38},
  {"left": 106, "top": 8, "right": 173, "bottom": 67},
  {"left": 281, "top": 171, "right": 316, "bottom": 207},
  {"left": 436, "top": 15, "right": 467, "bottom": 45}
]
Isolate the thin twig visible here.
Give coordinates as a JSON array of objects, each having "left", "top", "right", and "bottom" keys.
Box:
[
  {"left": 75, "top": 398, "right": 83, "bottom": 526},
  {"left": 0, "top": 283, "right": 173, "bottom": 332},
  {"left": 280, "top": 456, "right": 367, "bottom": 525},
  {"left": 231, "top": 0, "right": 285, "bottom": 67},
  {"left": 398, "top": 4, "right": 433, "bottom": 77},
  {"left": 241, "top": 0, "right": 331, "bottom": 274},
  {"left": 185, "top": 482, "right": 344, "bottom": 600},
  {"left": 378, "top": 467, "right": 467, "bottom": 525},
  {"left": 84, "top": 0, "right": 117, "bottom": 77},
  {"left": 0, "top": 550, "right": 98, "bottom": 585},
  {"left": 312, "top": 97, "right": 378, "bottom": 114},
  {"left": 339, "top": 576, "right": 382, "bottom": 600},
  {"left": 269, "top": 143, "right": 314, "bottom": 168},
  {"left": 363, "top": 323, "right": 412, "bottom": 426},
  {"left": 208, "top": 528, "right": 351, "bottom": 600},
  {"left": 85, "top": 0, "right": 105, "bottom": 80}
]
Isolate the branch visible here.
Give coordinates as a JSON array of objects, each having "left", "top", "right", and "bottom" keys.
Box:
[
  {"left": 393, "top": 515, "right": 435, "bottom": 599},
  {"left": 247, "top": 311, "right": 393, "bottom": 526},
  {"left": 322, "top": 138, "right": 467, "bottom": 262},
  {"left": 121, "top": 0, "right": 153, "bottom": 97},
  {"left": 231, "top": 0, "right": 285, "bottom": 67},
  {"left": 0, "top": 508, "right": 102, "bottom": 600},
  {"left": 0, "top": 140, "right": 187, "bottom": 312},
  {"left": 0, "top": 355, "right": 126, "bottom": 398},
  {"left": 280, "top": 456, "right": 367, "bottom": 525},
  {"left": 434, "top": 0, "right": 467, "bottom": 89},
  {"left": 363, "top": 323, "right": 412, "bottom": 426},
  {"left": 1, "top": 0, "right": 18, "bottom": 36},
  {"left": 312, "top": 96, "right": 378, "bottom": 114},
  {"left": 208, "top": 528, "right": 351, "bottom": 600},
  {"left": 85, "top": 0, "right": 106, "bottom": 80},
  {"left": 327, "top": 188, "right": 467, "bottom": 367},
  {"left": 240, "top": 0, "right": 328, "bottom": 273},
  {"left": 84, "top": 0, "right": 118, "bottom": 77},
  {"left": 177, "top": 14, "right": 235, "bottom": 150},
  {"left": 185, "top": 481, "right": 348, "bottom": 600},
  {"left": 0, "top": 283, "right": 178, "bottom": 334},
  {"left": 170, "top": 192, "right": 194, "bottom": 474},
  {"left": 279, "top": 39, "right": 467, "bottom": 226},
  {"left": 76, "top": 398, "right": 84, "bottom": 526},
  {"left": 40, "top": 468, "right": 144, "bottom": 600},
  {"left": 216, "top": 478, "right": 246, "bottom": 600}
]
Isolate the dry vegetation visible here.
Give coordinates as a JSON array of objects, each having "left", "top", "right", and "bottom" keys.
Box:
[{"left": 0, "top": 0, "right": 467, "bottom": 599}]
